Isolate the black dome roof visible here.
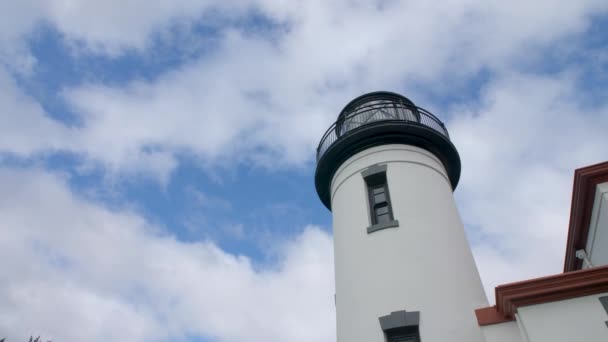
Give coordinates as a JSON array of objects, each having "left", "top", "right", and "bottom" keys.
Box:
[{"left": 337, "top": 91, "right": 416, "bottom": 121}]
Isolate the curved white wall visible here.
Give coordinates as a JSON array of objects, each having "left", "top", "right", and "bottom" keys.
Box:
[{"left": 330, "top": 144, "right": 487, "bottom": 342}]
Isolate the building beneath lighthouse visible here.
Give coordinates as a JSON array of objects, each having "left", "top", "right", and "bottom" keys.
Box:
[{"left": 314, "top": 91, "right": 608, "bottom": 342}]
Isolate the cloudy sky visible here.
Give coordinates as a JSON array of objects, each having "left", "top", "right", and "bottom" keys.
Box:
[{"left": 1, "top": 1, "right": 607, "bottom": 341}]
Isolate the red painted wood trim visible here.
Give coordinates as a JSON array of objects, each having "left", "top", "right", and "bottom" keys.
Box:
[
  {"left": 476, "top": 265, "right": 608, "bottom": 326},
  {"left": 563, "top": 161, "right": 608, "bottom": 272},
  {"left": 475, "top": 306, "right": 513, "bottom": 326}
]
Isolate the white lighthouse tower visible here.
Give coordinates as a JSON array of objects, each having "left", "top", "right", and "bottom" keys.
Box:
[{"left": 315, "top": 92, "right": 488, "bottom": 342}]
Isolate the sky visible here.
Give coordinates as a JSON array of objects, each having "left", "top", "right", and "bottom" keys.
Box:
[{"left": 1, "top": 1, "right": 607, "bottom": 341}]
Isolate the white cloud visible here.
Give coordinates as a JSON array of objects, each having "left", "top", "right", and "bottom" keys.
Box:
[
  {"left": 56, "top": 0, "right": 607, "bottom": 175},
  {"left": 0, "top": 0, "right": 607, "bottom": 321},
  {"left": 0, "top": 0, "right": 606, "bottom": 180},
  {"left": 0, "top": 65, "right": 177, "bottom": 184},
  {"left": 0, "top": 0, "right": 43, "bottom": 73},
  {"left": 7, "top": 0, "right": 261, "bottom": 57},
  {"left": 0, "top": 167, "right": 335, "bottom": 342},
  {"left": 0, "top": 67, "right": 72, "bottom": 156},
  {"left": 449, "top": 71, "right": 608, "bottom": 299}
]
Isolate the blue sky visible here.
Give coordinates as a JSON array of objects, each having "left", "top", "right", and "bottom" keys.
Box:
[{"left": 1, "top": 1, "right": 607, "bottom": 341}]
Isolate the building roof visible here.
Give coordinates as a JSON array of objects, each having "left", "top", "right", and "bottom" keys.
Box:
[
  {"left": 476, "top": 160, "right": 608, "bottom": 326},
  {"left": 475, "top": 265, "right": 608, "bottom": 325},
  {"left": 564, "top": 161, "right": 608, "bottom": 272}
]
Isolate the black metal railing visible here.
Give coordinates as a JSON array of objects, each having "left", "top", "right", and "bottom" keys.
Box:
[{"left": 316, "top": 100, "right": 450, "bottom": 162}]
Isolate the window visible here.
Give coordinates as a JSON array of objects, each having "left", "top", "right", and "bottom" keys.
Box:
[
  {"left": 386, "top": 328, "right": 420, "bottom": 342},
  {"left": 379, "top": 310, "right": 420, "bottom": 342},
  {"left": 370, "top": 184, "right": 391, "bottom": 224},
  {"left": 362, "top": 164, "right": 399, "bottom": 233},
  {"left": 600, "top": 296, "right": 608, "bottom": 327}
]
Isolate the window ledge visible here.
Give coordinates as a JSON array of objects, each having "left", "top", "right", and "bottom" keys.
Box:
[{"left": 367, "top": 220, "right": 399, "bottom": 234}]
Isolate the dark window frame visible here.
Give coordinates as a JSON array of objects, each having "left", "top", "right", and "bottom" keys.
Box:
[
  {"left": 362, "top": 164, "right": 399, "bottom": 234},
  {"left": 379, "top": 310, "right": 421, "bottom": 342},
  {"left": 367, "top": 180, "right": 393, "bottom": 225},
  {"left": 599, "top": 296, "right": 608, "bottom": 328},
  {"left": 386, "top": 327, "right": 420, "bottom": 342}
]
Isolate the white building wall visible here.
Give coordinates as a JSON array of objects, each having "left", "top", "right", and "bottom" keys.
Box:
[
  {"left": 480, "top": 321, "right": 524, "bottom": 342},
  {"left": 517, "top": 293, "right": 608, "bottom": 342},
  {"left": 330, "top": 144, "right": 488, "bottom": 342}
]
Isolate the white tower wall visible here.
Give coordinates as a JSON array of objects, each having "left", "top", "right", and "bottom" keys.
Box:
[{"left": 330, "top": 144, "right": 487, "bottom": 342}]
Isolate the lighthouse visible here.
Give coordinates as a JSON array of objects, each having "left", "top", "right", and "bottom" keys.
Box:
[{"left": 315, "top": 92, "right": 488, "bottom": 342}]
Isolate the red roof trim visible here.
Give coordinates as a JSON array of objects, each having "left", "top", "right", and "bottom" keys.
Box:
[
  {"left": 476, "top": 265, "right": 608, "bottom": 326},
  {"left": 475, "top": 306, "right": 513, "bottom": 326},
  {"left": 564, "top": 161, "right": 608, "bottom": 272}
]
